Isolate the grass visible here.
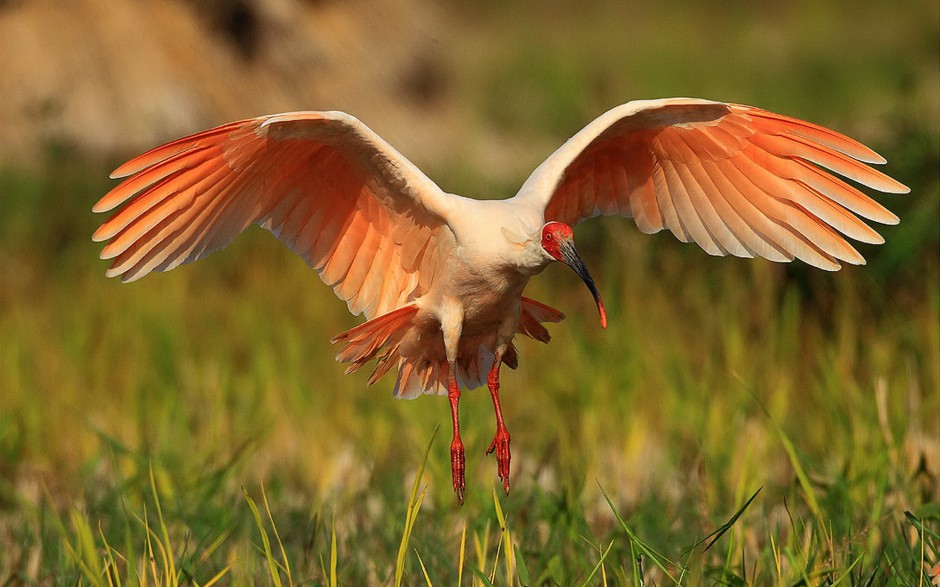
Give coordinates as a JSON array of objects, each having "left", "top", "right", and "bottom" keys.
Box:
[{"left": 1, "top": 0, "right": 939, "bottom": 584}]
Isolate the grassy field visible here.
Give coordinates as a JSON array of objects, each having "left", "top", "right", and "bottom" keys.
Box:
[{"left": 1, "top": 1, "right": 939, "bottom": 584}]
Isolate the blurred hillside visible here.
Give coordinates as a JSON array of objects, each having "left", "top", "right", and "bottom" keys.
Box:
[
  {"left": 0, "top": 0, "right": 450, "bottom": 166},
  {"left": 1, "top": 0, "right": 937, "bottom": 193}
]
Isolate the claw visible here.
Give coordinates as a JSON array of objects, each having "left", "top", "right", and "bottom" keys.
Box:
[
  {"left": 451, "top": 437, "right": 465, "bottom": 503},
  {"left": 486, "top": 426, "right": 511, "bottom": 494}
]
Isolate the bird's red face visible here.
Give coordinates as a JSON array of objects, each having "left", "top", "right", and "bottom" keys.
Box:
[
  {"left": 540, "top": 221, "right": 574, "bottom": 262},
  {"left": 540, "top": 222, "right": 607, "bottom": 328}
]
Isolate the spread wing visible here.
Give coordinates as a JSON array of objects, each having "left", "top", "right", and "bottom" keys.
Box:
[
  {"left": 514, "top": 98, "right": 909, "bottom": 270},
  {"left": 93, "top": 111, "right": 456, "bottom": 319}
]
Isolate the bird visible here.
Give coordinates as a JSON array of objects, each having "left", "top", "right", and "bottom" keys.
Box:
[{"left": 92, "top": 97, "right": 908, "bottom": 503}]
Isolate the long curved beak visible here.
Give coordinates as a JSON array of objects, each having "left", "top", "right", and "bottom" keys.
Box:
[{"left": 560, "top": 241, "right": 607, "bottom": 329}]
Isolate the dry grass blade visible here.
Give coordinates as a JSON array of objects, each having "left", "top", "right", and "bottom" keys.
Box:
[
  {"left": 330, "top": 511, "right": 338, "bottom": 587},
  {"left": 458, "top": 521, "right": 468, "bottom": 587},
  {"left": 136, "top": 505, "right": 173, "bottom": 587},
  {"left": 147, "top": 465, "right": 177, "bottom": 585},
  {"left": 491, "top": 487, "right": 515, "bottom": 584},
  {"left": 473, "top": 521, "right": 491, "bottom": 587},
  {"left": 202, "top": 564, "right": 233, "bottom": 587},
  {"left": 197, "top": 526, "right": 235, "bottom": 568},
  {"left": 97, "top": 526, "right": 123, "bottom": 587},
  {"left": 414, "top": 548, "right": 434, "bottom": 586},
  {"left": 261, "top": 484, "right": 294, "bottom": 587},
  {"left": 56, "top": 506, "right": 105, "bottom": 586}
]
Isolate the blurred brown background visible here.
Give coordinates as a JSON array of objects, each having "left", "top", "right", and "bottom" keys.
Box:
[{"left": 0, "top": 0, "right": 450, "bottom": 163}]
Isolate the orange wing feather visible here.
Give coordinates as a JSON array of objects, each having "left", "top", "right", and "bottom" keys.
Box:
[
  {"left": 520, "top": 98, "right": 908, "bottom": 271},
  {"left": 93, "top": 111, "right": 455, "bottom": 319}
]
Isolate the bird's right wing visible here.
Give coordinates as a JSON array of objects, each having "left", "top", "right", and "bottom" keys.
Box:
[{"left": 93, "top": 111, "right": 457, "bottom": 319}]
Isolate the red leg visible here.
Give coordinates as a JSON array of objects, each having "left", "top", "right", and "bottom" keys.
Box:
[
  {"left": 485, "top": 355, "right": 512, "bottom": 495},
  {"left": 448, "top": 370, "right": 466, "bottom": 504}
]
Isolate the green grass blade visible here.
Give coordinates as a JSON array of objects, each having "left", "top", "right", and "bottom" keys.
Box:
[
  {"left": 395, "top": 424, "right": 438, "bottom": 587},
  {"left": 243, "top": 486, "right": 283, "bottom": 587},
  {"left": 683, "top": 487, "right": 762, "bottom": 587},
  {"left": 741, "top": 379, "right": 824, "bottom": 525},
  {"left": 905, "top": 510, "right": 939, "bottom": 587},
  {"left": 598, "top": 482, "right": 681, "bottom": 585},
  {"left": 579, "top": 540, "right": 615, "bottom": 587},
  {"left": 830, "top": 553, "right": 864, "bottom": 587},
  {"left": 628, "top": 542, "right": 641, "bottom": 587},
  {"left": 905, "top": 511, "right": 940, "bottom": 544},
  {"left": 472, "top": 568, "right": 497, "bottom": 587},
  {"left": 776, "top": 425, "right": 823, "bottom": 525},
  {"left": 514, "top": 543, "right": 532, "bottom": 586},
  {"left": 692, "top": 486, "right": 763, "bottom": 552}
]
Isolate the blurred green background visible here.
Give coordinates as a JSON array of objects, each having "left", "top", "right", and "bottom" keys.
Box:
[{"left": 1, "top": 0, "right": 938, "bottom": 584}]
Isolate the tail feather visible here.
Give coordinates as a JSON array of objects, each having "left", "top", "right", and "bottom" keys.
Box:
[
  {"left": 331, "top": 297, "right": 565, "bottom": 399},
  {"left": 518, "top": 297, "right": 565, "bottom": 342},
  {"left": 368, "top": 349, "right": 397, "bottom": 385},
  {"left": 331, "top": 303, "right": 418, "bottom": 380}
]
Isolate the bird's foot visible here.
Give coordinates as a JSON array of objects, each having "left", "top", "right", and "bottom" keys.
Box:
[
  {"left": 485, "top": 425, "right": 511, "bottom": 494},
  {"left": 451, "top": 436, "right": 466, "bottom": 504}
]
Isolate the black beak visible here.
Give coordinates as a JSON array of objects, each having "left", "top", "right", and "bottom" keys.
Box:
[{"left": 560, "top": 241, "right": 607, "bottom": 329}]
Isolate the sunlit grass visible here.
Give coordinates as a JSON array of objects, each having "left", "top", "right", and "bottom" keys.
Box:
[{"left": 1, "top": 155, "right": 935, "bottom": 582}]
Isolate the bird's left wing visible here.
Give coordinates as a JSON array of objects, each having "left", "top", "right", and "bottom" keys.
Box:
[
  {"left": 513, "top": 98, "right": 909, "bottom": 270},
  {"left": 93, "top": 111, "right": 455, "bottom": 319}
]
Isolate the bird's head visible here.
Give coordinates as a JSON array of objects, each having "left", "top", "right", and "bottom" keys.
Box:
[{"left": 540, "top": 221, "right": 607, "bottom": 328}]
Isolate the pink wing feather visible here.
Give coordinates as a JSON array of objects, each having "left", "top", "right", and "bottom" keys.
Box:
[
  {"left": 93, "top": 111, "right": 456, "bottom": 319},
  {"left": 516, "top": 98, "right": 908, "bottom": 270}
]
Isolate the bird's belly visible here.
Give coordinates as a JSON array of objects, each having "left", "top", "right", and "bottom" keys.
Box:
[
  {"left": 448, "top": 260, "right": 530, "bottom": 334},
  {"left": 458, "top": 286, "right": 520, "bottom": 336},
  {"left": 401, "top": 262, "right": 531, "bottom": 361}
]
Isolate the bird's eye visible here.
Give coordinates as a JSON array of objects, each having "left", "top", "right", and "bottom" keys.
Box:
[{"left": 546, "top": 234, "right": 553, "bottom": 240}]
